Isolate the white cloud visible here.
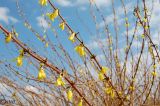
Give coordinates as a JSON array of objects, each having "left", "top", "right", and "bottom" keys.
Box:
[
  {"left": 36, "top": 16, "right": 50, "bottom": 29},
  {"left": 56, "top": 0, "right": 73, "bottom": 7},
  {"left": 25, "top": 85, "right": 40, "bottom": 94},
  {"left": 0, "top": 83, "right": 10, "bottom": 94},
  {"left": 122, "top": 26, "right": 143, "bottom": 37},
  {"left": 79, "top": 7, "right": 87, "bottom": 11},
  {"left": 76, "top": 0, "right": 111, "bottom": 7},
  {"left": 0, "top": 7, "right": 18, "bottom": 24},
  {"left": 96, "top": 54, "right": 105, "bottom": 61},
  {"left": 98, "top": 2, "right": 134, "bottom": 28},
  {"left": 87, "top": 40, "right": 99, "bottom": 50},
  {"left": 86, "top": 38, "right": 107, "bottom": 50},
  {"left": 96, "top": 0, "right": 111, "bottom": 7},
  {"left": 132, "top": 40, "right": 143, "bottom": 48},
  {"left": 149, "top": 1, "right": 160, "bottom": 31},
  {"left": 98, "top": 14, "right": 114, "bottom": 27},
  {"left": 56, "top": 0, "right": 111, "bottom": 8}
]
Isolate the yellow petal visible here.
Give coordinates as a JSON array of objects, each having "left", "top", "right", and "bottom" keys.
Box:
[
  {"left": 145, "top": 25, "right": 149, "bottom": 30},
  {"left": 151, "top": 71, "right": 157, "bottom": 77},
  {"left": 141, "top": 34, "right": 145, "bottom": 38},
  {"left": 118, "top": 91, "right": 122, "bottom": 96},
  {"left": 45, "top": 42, "right": 49, "bottom": 47},
  {"left": 129, "top": 86, "right": 135, "bottom": 91},
  {"left": 137, "top": 22, "right": 141, "bottom": 26},
  {"left": 19, "top": 49, "right": 24, "bottom": 55},
  {"left": 105, "top": 87, "right": 112, "bottom": 94},
  {"left": 98, "top": 72, "right": 104, "bottom": 80},
  {"left": 38, "top": 67, "right": 46, "bottom": 80},
  {"left": 110, "top": 90, "right": 115, "bottom": 98},
  {"left": 153, "top": 64, "right": 157, "bottom": 69},
  {"left": 78, "top": 99, "right": 83, "bottom": 106},
  {"left": 125, "top": 23, "right": 130, "bottom": 27},
  {"left": 67, "top": 89, "right": 73, "bottom": 101},
  {"left": 126, "top": 95, "right": 130, "bottom": 100},
  {"left": 46, "top": 13, "right": 54, "bottom": 21},
  {"left": 101, "top": 66, "right": 108, "bottom": 74},
  {"left": 46, "top": 9, "right": 59, "bottom": 21},
  {"left": 39, "top": 0, "right": 47, "bottom": 6},
  {"left": 53, "top": 9, "right": 59, "bottom": 18},
  {"left": 59, "top": 22, "right": 65, "bottom": 30},
  {"left": 75, "top": 45, "right": 86, "bottom": 56},
  {"left": 15, "top": 31, "right": 18, "bottom": 37},
  {"left": 5, "top": 33, "right": 12, "bottom": 43},
  {"left": 56, "top": 75, "right": 65, "bottom": 86},
  {"left": 125, "top": 17, "right": 128, "bottom": 21},
  {"left": 46, "top": 13, "right": 53, "bottom": 21},
  {"left": 17, "top": 56, "right": 23, "bottom": 67},
  {"left": 68, "top": 33, "right": 75, "bottom": 42},
  {"left": 143, "top": 18, "right": 147, "bottom": 22}
]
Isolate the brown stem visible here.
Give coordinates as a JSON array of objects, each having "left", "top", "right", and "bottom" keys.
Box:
[{"left": 0, "top": 24, "right": 92, "bottom": 106}]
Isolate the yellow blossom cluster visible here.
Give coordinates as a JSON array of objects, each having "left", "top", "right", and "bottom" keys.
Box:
[
  {"left": 98, "top": 67, "right": 109, "bottom": 80},
  {"left": 5, "top": 33, "right": 12, "bottom": 43},
  {"left": 39, "top": 0, "right": 47, "bottom": 6},
  {"left": 105, "top": 87, "right": 115, "bottom": 98},
  {"left": 16, "top": 50, "right": 24, "bottom": 67},
  {"left": 37, "top": 64, "right": 46, "bottom": 80}
]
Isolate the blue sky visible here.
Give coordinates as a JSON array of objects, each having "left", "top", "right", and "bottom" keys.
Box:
[
  {"left": 0, "top": 0, "right": 160, "bottom": 79},
  {"left": 1, "top": 1, "right": 160, "bottom": 101}
]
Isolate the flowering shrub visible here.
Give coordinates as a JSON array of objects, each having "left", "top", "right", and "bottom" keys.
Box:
[{"left": 0, "top": 0, "right": 160, "bottom": 106}]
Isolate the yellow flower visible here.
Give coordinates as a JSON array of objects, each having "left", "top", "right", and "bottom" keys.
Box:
[
  {"left": 101, "top": 66, "right": 108, "bottom": 74},
  {"left": 125, "top": 17, "right": 128, "bottom": 21},
  {"left": 126, "top": 95, "right": 130, "bottom": 100},
  {"left": 145, "top": 25, "right": 149, "bottom": 30},
  {"left": 13, "top": 29, "right": 18, "bottom": 37},
  {"left": 105, "top": 87, "right": 112, "bottom": 94},
  {"left": 17, "top": 55, "right": 23, "bottom": 67},
  {"left": 117, "top": 63, "right": 121, "bottom": 68},
  {"left": 110, "top": 90, "right": 115, "bottom": 98},
  {"left": 5, "top": 33, "right": 12, "bottom": 43},
  {"left": 56, "top": 75, "right": 65, "bottom": 86},
  {"left": 129, "top": 86, "right": 135, "bottom": 91},
  {"left": 153, "top": 64, "right": 157, "bottom": 69},
  {"left": 141, "top": 34, "right": 145, "bottom": 38},
  {"left": 137, "top": 22, "right": 141, "bottom": 26},
  {"left": 78, "top": 99, "right": 83, "bottom": 106},
  {"left": 39, "top": 0, "right": 47, "bottom": 6},
  {"left": 118, "top": 91, "right": 122, "bottom": 96},
  {"left": 15, "top": 32, "right": 18, "bottom": 37},
  {"left": 125, "top": 23, "right": 130, "bottom": 27},
  {"left": 75, "top": 45, "right": 86, "bottom": 56},
  {"left": 149, "top": 46, "right": 153, "bottom": 53},
  {"left": 59, "top": 22, "right": 65, "bottom": 30},
  {"left": 67, "top": 89, "right": 73, "bottom": 101},
  {"left": 19, "top": 49, "right": 24, "bottom": 55},
  {"left": 151, "top": 71, "right": 157, "bottom": 77},
  {"left": 132, "top": 78, "right": 136, "bottom": 82},
  {"left": 38, "top": 67, "right": 46, "bottom": 80},
  {"left": 105, "top": 87, "right": 115, "bottom": 98},
  {"left": 143, "top": 18, "right": 147, "bottom": 22},
  {"left": 45, "top": 42, "right": 49, "bottom": 47},
  {"left": 68, "top": 33, "right": 76, "bottom": 42},
  {"left": 98, "top": 72, "right": 105, "bottom": 80},
  {"left": 47, "top": 9, "right": 59, "bottom": 21}
]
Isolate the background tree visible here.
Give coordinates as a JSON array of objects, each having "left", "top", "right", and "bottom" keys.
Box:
[{"left": 0, "top": 0, "right": 160, "bottom": 106}]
